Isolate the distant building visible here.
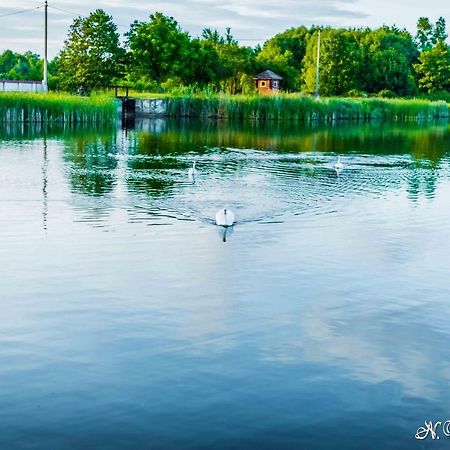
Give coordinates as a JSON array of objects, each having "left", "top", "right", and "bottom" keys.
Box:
[
  {"left": 0, "top": 80, "right": 45, "bottom": 93},
  {"left": 255, "top": 70, "right": 282, "bottom": 94}
]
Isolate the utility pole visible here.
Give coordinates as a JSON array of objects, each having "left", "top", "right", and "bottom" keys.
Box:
[
  {"left": 42, "top": 136, "right": 48, "bottom": 231},
  {"left": 315, "top": 30, "right": 321, "bottom": 98},
  {"left": 43, "top": 1, "right": 48, "bottom": 92}
]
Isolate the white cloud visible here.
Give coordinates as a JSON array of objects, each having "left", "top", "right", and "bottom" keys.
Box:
[{"left": 0, "top": 0, "right": 448, "bottom": 57}]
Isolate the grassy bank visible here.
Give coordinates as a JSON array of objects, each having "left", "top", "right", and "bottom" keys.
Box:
[
  {"left": 0, "top": 92, "right": 117, "bottom": 123},
  {"left": 156, "top": 94, "right": 450, "bottom": 122}
]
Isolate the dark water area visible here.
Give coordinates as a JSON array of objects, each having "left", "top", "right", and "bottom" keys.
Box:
[{"left": 1, "top": 119, "right": 450, "bottom": 450}]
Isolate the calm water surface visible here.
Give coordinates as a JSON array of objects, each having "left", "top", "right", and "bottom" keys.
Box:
[{"left": 1, "top": 119, "right": 450, "bottom": 450}]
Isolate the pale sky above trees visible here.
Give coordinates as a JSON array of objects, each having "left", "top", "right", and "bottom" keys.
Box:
[{"left": 0, "top": 0, "right": 448, "bottom": 57}]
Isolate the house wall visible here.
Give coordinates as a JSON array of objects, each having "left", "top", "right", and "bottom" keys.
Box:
[
  {"left": 257, "top": 79, "right": 281, "bottom": 94},
  {"left": 0, "top": 80, "right": 44, "bottom": 93},
  {"left": 257, "top": 79, "right": 271, "bottom": 94}
]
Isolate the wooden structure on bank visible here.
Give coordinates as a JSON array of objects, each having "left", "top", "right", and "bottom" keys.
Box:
[
  {"left": 111, "top": 85, "right": 131, "bottom": 99},
  {"left": 255, "top": 70, "right": 282, "bottom": 94},
  {"left": 110, "top": 85, "right": 136, "bottom": 117}
]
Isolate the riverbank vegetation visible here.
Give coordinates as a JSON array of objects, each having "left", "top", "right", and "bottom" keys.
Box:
[
  {"left": 1, "top": 11, "right": 449, "bottom": 100},
  {"left": 0, "top": 92, "right": 116, "bottom": 123},
  {"left": 0, "top": 92, "right": 447, "bottom": 123},
  {"left": 148, "top": 94, "right": 450, "bottom": 122}
]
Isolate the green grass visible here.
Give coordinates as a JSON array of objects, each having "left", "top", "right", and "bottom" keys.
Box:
[
  {"left": 125, "top": 91, "right": 169, "bottom": 100},
  {"left": 0, "top": 92, "right": 117, "bottom": 123}
]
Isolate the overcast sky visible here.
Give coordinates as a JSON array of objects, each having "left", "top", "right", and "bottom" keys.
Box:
[{"left": 0, "top": 0, "right": 448, "bottom": 58}]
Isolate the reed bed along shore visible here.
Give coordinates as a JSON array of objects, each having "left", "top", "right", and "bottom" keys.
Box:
[
  {"left": 1, "top": 91, "right": 448, "bottom": 123},
  {"left": 0, "top": 92, "right": 117, "bottom": 123},
  {"left": 163, "top": 94, "right": 449, "bottom": 122}
]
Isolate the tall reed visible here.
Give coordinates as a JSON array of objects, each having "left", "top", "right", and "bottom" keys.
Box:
[
  {"left": 164, "top": 94, "right": 449, "bottom": 122},
  {"left": 0, "top": 92, "right": 117, "bottom": 123}
]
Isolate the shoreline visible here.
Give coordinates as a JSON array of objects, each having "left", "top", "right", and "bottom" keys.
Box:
[
  {"left": 0, "top": 92, "right": 448, "bottom": 123},
  {"left": 131, "top": 95, "right": 450, "bottom": 122}
]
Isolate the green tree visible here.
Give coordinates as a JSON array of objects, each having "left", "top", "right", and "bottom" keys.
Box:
[
  {"left": 414, "top": 40, "right": 450, "bottom": 93},
  {"left": 416, "top": 17, "right": 447, "bottom": 51},
  {"left": 256, "top": 27, "right": 311, "bottom": 90},
  {"left": 58, "top": 9, "right": 124, "bottom": 92},
  {"left": 198, "top": 28, "right": 256, "bottom": 93},
  {"left": 186, "top": 38, "right": 220, "bottom": 87},
  {"left": 0, "top": 50, "right": 17, "bottom": 78},
  {"left": 359, "top": 27, "right": 418, "bottom": 96},
  {"left": 47, "top": 56, "right": 61, "bottom": 90},
  {"left": 0, "top": 50, "right": 43, "bottom": 80},
  {"left": 416, "top": 17, "right": 433, "bottom": 51},
  {"left": 126, "top": 13, "right": 192, "bottom": 84},
  {"left": 256, "top": 44, "right": 298, "bottom": 90},
  {"left": 302, "top": 29, "right": 362, "bottom": 96},
  {"left": 433, "top": 17, "right": 448, "bottom": 43}
]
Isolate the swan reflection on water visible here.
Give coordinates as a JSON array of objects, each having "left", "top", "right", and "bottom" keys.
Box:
[{"left": 217, "top": 223, "right": 235, "bottom": 242}]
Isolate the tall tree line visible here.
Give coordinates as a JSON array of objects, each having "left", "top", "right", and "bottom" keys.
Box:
[{"left": 1, "top": 10, "right": 449, "bottom": 97}]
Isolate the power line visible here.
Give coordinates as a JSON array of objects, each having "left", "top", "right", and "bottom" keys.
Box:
[
  {"left": 47, "top": 4, "right": 86, "bottom": 18},
  {"left": 0, "top": 5, "right": 43, "bottom": 19},
  {"left": 0, "top": 4, "right": 269, "bottom": 42},
  {"left": 47, "top": 5, "right": 129, "bottom": 29}
]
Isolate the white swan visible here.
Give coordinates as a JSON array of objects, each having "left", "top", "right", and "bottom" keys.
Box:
[
  {"left": 188, "top": 161, "right": 197, "bottom": 177},
  {"left": 215, "top": 208, "right": 235, "bottom": 227},
  {"left": 334, "top": 156, "right": 344, "bottom": 170}
]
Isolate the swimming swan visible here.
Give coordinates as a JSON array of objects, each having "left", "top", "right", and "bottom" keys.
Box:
[
  {"left": 215, "top": 208, "right": 235, "bottom": 227},
  {"left": 188, "top": 161, "right": 197, "bottom": 177},
  {"left": 334, "top": 156, "right": 344, "bottom": 170}
]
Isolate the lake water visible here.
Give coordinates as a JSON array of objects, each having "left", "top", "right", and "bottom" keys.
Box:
[{"left": 1, "top": 119, "right": 450, "bottom": 450}]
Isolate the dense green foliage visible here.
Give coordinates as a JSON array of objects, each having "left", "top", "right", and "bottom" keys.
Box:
[
  {"left": 126, "top": 13, "right": 192, "bottom": 84},
  {"left": 0, "top": 50, "right": 44, "bottom": 80},
  {"left": 303, "top": 30, "right": 362, "bottom": 96},
  {"left": 125, "top": 19, "right": 257, "bottom": 94},
  {"left": 358, "top": 27, "right": 418, "bottom": 96},
  {"left": 1, "top": 10, "right": 449, "bottom": 99},
  {"left": 58, "top": 9, "right": 125, "bottom": 92},
  {"left": 414, "top": 40, "right": 450, "bottom": 93}
]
